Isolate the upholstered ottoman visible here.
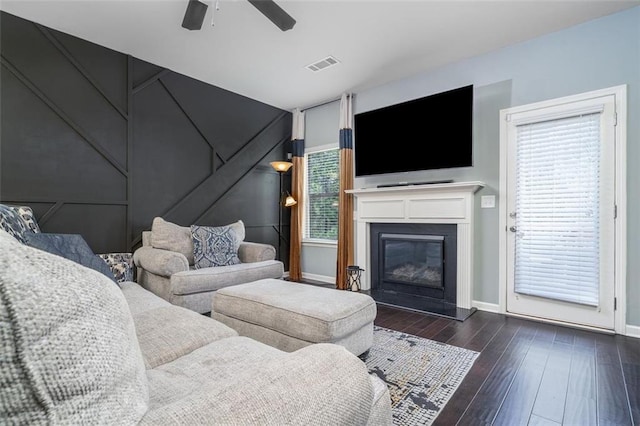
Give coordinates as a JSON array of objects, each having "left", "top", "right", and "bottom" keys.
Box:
[{"left": 211, "top": 278, "right": 377, "bottom": 356}]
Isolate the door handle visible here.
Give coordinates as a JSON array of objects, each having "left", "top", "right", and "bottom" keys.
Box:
[{"left": 509, "top": 226, "right": 517, "bottom": 233}]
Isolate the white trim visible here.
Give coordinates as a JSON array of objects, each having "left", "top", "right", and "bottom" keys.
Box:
[
  {"left": 499, "top": 106, "right": 508, "bottom": 315},
  {"left": 505, "top": 312, "right": 615, "bottom": 335},
  {"left": 347, "top": 181, "right": 484, "bottom": 309},
  {"left": 498, "top": 84, "right": 627, "bottom": 334},
  {"left": 472, "top": 300, "right": 500, "bottom": 313},
  {"left": 305, "top": 143, "right": 337, "bottom": 154},
  {"left": 301, "top": 239, "right": 337, "bottom": 248},
  {"left": 613, "top": 86, "right": 627, "bottom": 336},
  {"left": 301, "top": 272, "right": 334, "bottom": 285},
  {"left": 625, "top": 325, "right": 640, "bottom": 339}
]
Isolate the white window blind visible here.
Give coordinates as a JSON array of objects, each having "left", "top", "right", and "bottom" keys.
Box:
[
  {"left": 305, "top": 148, "right": 339, "bottom": 241},
  {"left": 514, "top": 113, "right": 601, "bottom": 306}
]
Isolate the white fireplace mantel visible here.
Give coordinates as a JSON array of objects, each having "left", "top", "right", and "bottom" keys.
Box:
[{"left": 346, "top": 181, "right": 484, "bottom": 309}]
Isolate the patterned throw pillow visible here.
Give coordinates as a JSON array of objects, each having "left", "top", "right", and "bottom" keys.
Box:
[
  {"left": 11, "top": 206, "right": 41, "bottom": 234},
  {"left": 191, "top": 225, "right": 241, "bottom": 269},
  {"left": 98, "top": 253, "right": 135, "bottom": 284},
  {"left": 0, "top": 204, "right": 29, "bottom": 243}
]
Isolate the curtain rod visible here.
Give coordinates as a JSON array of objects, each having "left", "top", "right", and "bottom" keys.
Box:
[{"left": 299, "top": 93, "right": 352, "bottom": 112}]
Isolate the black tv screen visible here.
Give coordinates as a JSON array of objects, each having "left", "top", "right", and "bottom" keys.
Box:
[{"left": 354, "top": 85, "right": 473, "bottom": 177}]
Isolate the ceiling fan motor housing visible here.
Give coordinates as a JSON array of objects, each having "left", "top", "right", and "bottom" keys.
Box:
[{"left": 182, "top": 0, "right": 208, "bottom": 31}]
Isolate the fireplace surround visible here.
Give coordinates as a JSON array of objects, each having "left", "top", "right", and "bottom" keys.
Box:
[
  {"left": 370, "top": 223, "right": 458, "bottom": 315},
  {"left": 347, "top": 181, "right": 484, "bottom": 320}
]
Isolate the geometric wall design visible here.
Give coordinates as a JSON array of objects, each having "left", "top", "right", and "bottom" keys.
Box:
[{"left": 0, "top": 11, "right": 292, "bottom": 263}]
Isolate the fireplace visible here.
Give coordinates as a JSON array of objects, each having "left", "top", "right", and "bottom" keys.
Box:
[
  {"left": 346, "top": 181, "right": 484, "bottom": 321},
  {"left": 370, "top": 223, "right": 459, "bottom": 317}
]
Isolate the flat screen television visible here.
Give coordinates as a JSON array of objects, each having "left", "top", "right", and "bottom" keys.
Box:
[{"left": 354, "top": 84, "right": 473, "bottom": 177}]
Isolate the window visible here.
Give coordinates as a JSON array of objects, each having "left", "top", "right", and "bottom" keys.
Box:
[
  {"left": 514, "top": 112, "right": 603, "bottom": 306},
  {"left": 304, "top": 146, "right": 339, "bottom": 242}
]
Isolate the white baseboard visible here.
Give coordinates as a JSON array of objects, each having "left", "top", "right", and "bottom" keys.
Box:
[
  {"left": 301, "top": 272, "right": 334, "bottom": 285},
  {"left": 472, "top": 300, "right": 500, "bottom": 313},
  {"left": 626, "top": 324, "right": 640, "bottom": 338}
]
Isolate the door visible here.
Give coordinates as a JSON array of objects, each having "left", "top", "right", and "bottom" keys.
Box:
[{"left": 504, "top": 93, "right": 617, "bottom": 330}]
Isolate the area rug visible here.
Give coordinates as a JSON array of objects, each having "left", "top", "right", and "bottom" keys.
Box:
[{"left": 360, "top": 326, "right": 479, "bottom": 425}]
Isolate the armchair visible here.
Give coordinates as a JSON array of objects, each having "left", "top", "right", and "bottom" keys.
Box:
[{"left": 133, "top": 217, "right": 284, "bottom": 313}]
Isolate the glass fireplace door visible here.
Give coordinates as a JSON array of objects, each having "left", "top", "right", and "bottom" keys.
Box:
[{"left": 381, "top": 234, "right": 445, "bottom": 289}]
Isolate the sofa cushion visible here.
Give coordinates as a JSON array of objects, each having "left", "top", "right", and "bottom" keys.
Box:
[
  {"left": 24, "top": 233, "right": 118, "bottom": 284},
  {"left": 0, "top": 230, "right": 148, "bottom": 424},
  {"left": 142, "top": 337, "right": 374, "bottom": 425},
  {"left": 0, "top": 204, "right": 29, "bottom": 243},
  {"left": 150, "top": 217, "right": 194, "bottom": 265},
  {"left": 120, "top": 281, "right": 173, "bottom": 315},
  {"left": 132, "top": 305, "right": 238, "bottom": 369},
  {"left": 171, "top": 260, "right": 285, "bottom": 295},
  {"left": 191, "top": 224, "right": 241, "bottom": 268}
]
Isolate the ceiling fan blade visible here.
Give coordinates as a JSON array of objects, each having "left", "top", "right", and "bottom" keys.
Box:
[{"left": 247, "top": 0, "right": 296, "bottom": 32}]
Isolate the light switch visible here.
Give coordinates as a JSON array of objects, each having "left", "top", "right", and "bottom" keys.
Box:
[{"left": 481, "top": 195, "right": 496, "bottom": 209}]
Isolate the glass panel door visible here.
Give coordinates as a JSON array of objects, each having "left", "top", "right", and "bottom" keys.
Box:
[{"left": 505, "top": 93, "right": 616, "bottom": 330}]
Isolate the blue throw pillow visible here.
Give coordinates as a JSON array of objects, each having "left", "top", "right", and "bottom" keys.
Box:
[
  {"left": 25, "top": 233, "right": 118, "bottom": 284},
  {"left": 191, "top": 225, "right": 241, "bottom": 269}
]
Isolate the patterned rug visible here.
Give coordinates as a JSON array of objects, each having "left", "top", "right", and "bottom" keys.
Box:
[{"left": 360, "top": 326, "right": 479, "bottom": 425}]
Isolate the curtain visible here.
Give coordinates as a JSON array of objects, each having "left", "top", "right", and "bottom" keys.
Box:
[
  {"left": 336, "top": 93, "right": 355, "bottom": 289},
  {"left": 288, "top": 108, "right": 305, "bottom": 282}
]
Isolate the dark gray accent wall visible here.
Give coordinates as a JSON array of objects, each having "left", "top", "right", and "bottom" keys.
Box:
[{"left": 0, "top": 11, "right": 292, "bottom": 265}]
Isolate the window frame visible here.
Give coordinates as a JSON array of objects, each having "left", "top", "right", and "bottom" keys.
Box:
[{"left": 303, "top": 143, "right": 340, "bottom": 245}]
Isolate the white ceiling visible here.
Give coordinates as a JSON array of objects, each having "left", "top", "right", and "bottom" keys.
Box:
[{"left": 1, "top": 0, "right": 638, "bottom": 110}]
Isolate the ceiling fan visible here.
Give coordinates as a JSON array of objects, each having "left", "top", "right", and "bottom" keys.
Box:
[{"left": 182, "top": 0, "right": 296, "bottom": 32}]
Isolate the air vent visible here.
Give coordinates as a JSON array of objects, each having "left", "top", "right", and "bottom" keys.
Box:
[{"left": 306, "top": 56, "right": 340, "bottom": 72}]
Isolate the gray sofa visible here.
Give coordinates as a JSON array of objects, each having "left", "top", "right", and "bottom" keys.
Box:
[
  {"left": 134, "top": 217, "right": 284, "bottom": 313},
  {"left": 0, "top": 229, "right": 393, "bottom": 424}
]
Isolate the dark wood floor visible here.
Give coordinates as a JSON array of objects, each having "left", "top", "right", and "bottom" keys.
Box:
[{"left": 374, "top": 303, "right": 640, "bottom": 426}]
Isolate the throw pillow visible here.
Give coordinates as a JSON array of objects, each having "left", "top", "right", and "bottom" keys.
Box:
[
  {"left": 24, "top": 233, "right": 118, "bottom": 284},
  {"left": 11, "top": 205, "right": 41, "bottom": 234},
  {"left": 227, "top": 219, "right": 246, "bottom": 242},
  {"left": 191, "top": 224, "right": 241, "bottom": 269},
  {"left": 0, "top": 203, "right": 29, "bottom": 243},
  {"left": 0, "top": 230, "right": 149, "bottom": 423},
  {"left": 98, "top": 252, "right": 135, "bottom": 284},
  {"left": 150, "top": 217, "right": 194, "bottom": 265}
]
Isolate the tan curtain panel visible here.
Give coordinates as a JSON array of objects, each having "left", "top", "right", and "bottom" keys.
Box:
[
  {"left": 288, "top": 109, "right": 305, "bottom": 282},
  {"left": 336, "top": 94, "right": 355, "bottom": 289}
]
